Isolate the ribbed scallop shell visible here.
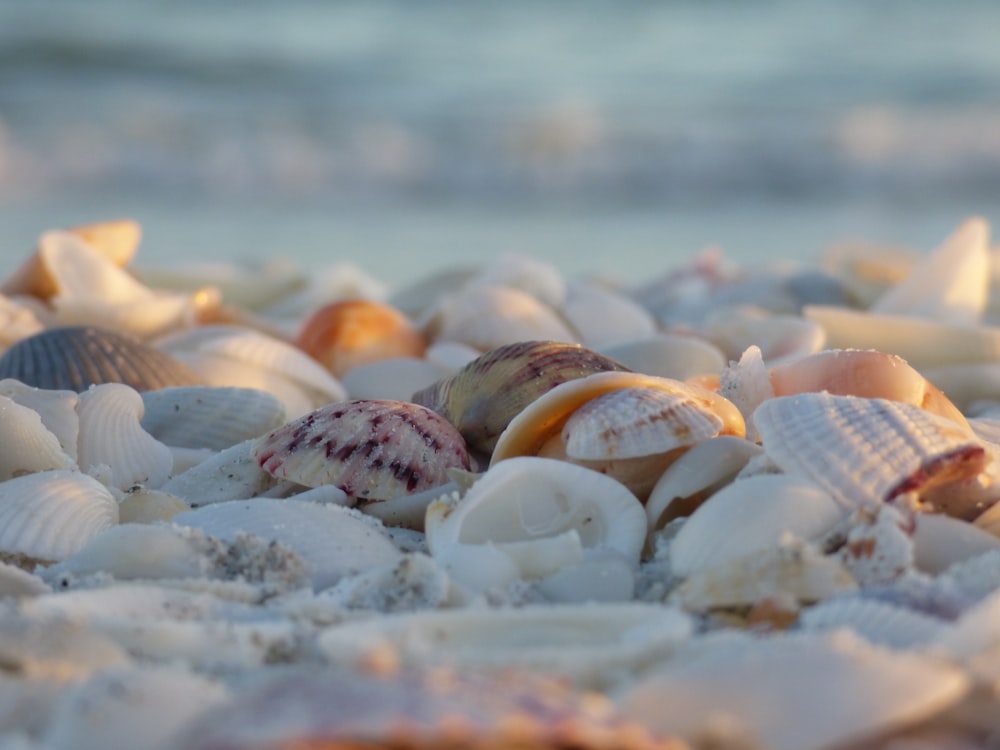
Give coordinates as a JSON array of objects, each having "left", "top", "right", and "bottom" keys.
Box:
[
  {"left": 412, "top": 340, "right": 630, "bottom": 456},
  {"left": 0, "top": 470, "right": 119, "bottom": 562},
  {"left": 77, "top": 383, "right": 174, "bottom": 490},
  {"left": 252, "top": 399, "right": 471, "bottom": 501},
  {"left": 0, "top": 394, "right": 76, "bottom": 480},
  {"left": 0, "top": 326, "right": 203, "bottom": 392},
  {"left": 140, "top": 386, "right": 286, "bottom": 450},
  {"left": 753, "top": 392, "right": 989, "bottom": 509}
]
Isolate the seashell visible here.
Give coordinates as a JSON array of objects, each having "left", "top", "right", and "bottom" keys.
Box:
[
  {"left": 426, "top": 457, "right": 647, "bottom": 593},
  {"left": 669, "top": 475, "right": 847, "bottom": 578},
  {"left": 469, "top": 253, "right": 567, "bottom": 310},
  {"left": 177, "top": 668, "right": 667, "bottom": 750},
  {"left": 822, "top": 239, "right": 919, "bottom": 307},
  {"left": 645, "top": 435, "right": 764, "bottom": 533},
  {"left": 174, "top": 498, "right": 402, "bottom": 590},
  {"left": 0, "top": 219, "right": 141, "bottom": 299},
  {"left": 0, "top": 394, "right": 76, "bottom": 480},
  {"left": 339, "top": 356, "right": 441, "bottom": 401},
  {"left": 804, "top": 304, "right": 1000, "bottom": 369},
  {"left": 76, "top": 383, "right": 174, "bottom": 490},
  {"left": 155, "top": 324, "right": 346, "bottom": 419},
  {"left": 799, "top": 597, "right": 947, "bottom": 650},
  {"left": 0, "top": 377, "right": 80, "bottom": 459},
  {"left": 699, "top": 305, "right": 826, "bottom": 366},
  {"left": 0, "top": 613, "right": 131, "bottom": 682},
  {"left": 718, "top": 344, "right": 774, "bottom": 441},
  {"left": 673, "top": 537, "right": 857, "bottom": 613},
  {"left": 295, "top": 298, "right": 426, "bottom": 378},
  {"left": 0, "top": 293, "right": 45, "bottom": 350},
  {"left": 253, "top": 399, "right": 471, "bottom": 501},
  {"left": 428, "top": 284, "right": 578, "bottom": 352},
  {"left": 920, "top": 362, "right": 1000, "bottom": 414},
  {"left": 356, "top": 479, "right": 459, "bottom": 531},
  {"left": 422, "top": 339, "right": 480, "bottom": 373},
  {"left": 618, "top": 630, "right": 969, "bottom": 750},
  {"left": 140, "top": 386, "right": 286, "bottom": 451},
  {"left": 913, "top": 512, "right": 1000, "bottom": 574},
  {"left": 870, "top": 216, "right": 990, "bottom": 324},
  {"left": 388, "top": 265, "right": 476, "bottom": 319},
  {"left": 769, "top": 348, "right": 969, "bottom": 429},
  {"left": 413, "top": 340, "right": 630, "bottom": 456},
  {"left": 318, "top": 553, "right": 449, "bottom": 613},
  {"left": 752, "top": 392, "right": 989, "bottom": 511},
  {"left": 0, "top": 325, "right": 204, "bottom": 393},
  {"left": 117, "top": 488, "right": 191, "bottom": 524},
  {"left": 598, "top": 332, "right": 726, "bottom": 382},
  {"left": 43, "top": 665, "right": 230, "bottom": 750},
  {"left": 491, "top": 371, "right": 745, "bottom": 499},
  {"left": 559, "top": 278, "right": 658, "bottom": 347},
  {"left": 0, "top": 470, "right": 118, "bottom": 563},
  {"left": 318, "top": 602, "right": 693, "bottom": 691}
]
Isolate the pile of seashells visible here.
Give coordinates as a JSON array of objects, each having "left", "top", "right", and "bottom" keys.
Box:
[{"left": 1, "top": 217, "right": 1000, "bottom": 748}]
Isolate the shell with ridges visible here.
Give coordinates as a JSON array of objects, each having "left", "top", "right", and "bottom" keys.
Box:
[
  {"left": 253, "top": 399, "right": 470, "bottom": 501},
  {"left": 0, "top": 470, "right": 119, "bottom": 562},
  {"left": 413, "top": 340, "right": 630, "bottom": 457},
  {"left": 753, "top": 392, "right": 989, "bottom": 511},
  {"left": 0, "top": 326, "right": 204, "bottom": 393}
]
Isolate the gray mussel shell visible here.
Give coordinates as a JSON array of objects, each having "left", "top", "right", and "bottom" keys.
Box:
[{"left": 0, "top": 326, "right": 204, "bottom": 392}]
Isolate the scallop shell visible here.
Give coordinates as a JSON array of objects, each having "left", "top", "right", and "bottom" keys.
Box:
[
  {"left": 76, "top": 383, "right": 174, "bottom": 490},
  {"left": 140, "top": 386, "right": 287, "bottom": 450},
  {"left": 619, "top": 630, "right": 969, "bottom": 750},
  {"left": 799, "top": 597, "right": 947, "bottom": 650},
  {"left": 318, "top": 602, "right": 693, "bottom": 691},
  {"left": 0, "top": 326, "right": 204, "bottom": 393},
  {"left": 0, "top": 394, "right": 77, "bottom": 480},
  {"left": 252, "top": 399, "right": 471, "bottom": 501},
  {"left": 412, "top": 340, "right": 630, "bottom": 456},
  {"left": 426, "top": 457, "right": 647, "bottom": 592},
  {"left": 295, "top": 298, "right": 426, "bottom": 378},
  {"left": 155, "top": 324, "right": 346, "bottom": 419},
  {"left": 752, "top": 392, "right": 989, "bottom": 510},
  {"left": 0, "top": 470, "right": 119, "bottom": 562}
]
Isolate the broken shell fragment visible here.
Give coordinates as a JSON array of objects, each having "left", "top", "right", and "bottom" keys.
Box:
[{"left": 252, "top": 399, "right": 471, "bottom": 501}]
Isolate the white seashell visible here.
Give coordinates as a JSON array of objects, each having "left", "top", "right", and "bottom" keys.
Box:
[
  {"left": 0, "top": 378, "right": 80, "bottom": 460},
  {"left": 669, "top": 475, "right": 846, "bottom": 578},
  {"left": 560, "top": 278, "right": 657, "bottom": 347},
  {"left": 921, "top": 362, "right": 1000, "bottom": 414},
  {"left": 939, "top": 549, "right": 1000, "bottom": 603},
  {"left": 389, "top": 265, "right": 476, "bottom": 320},
  {"left": 837, "top": 504, "right": 916, "bottom": 587},
  {"left": 470, "top": 253, "right": 566, "bottom": 310},
  {"left": 160, "top": 439, "right": 303, "bottom": 507},
  {"left": 422, "top": 339, "right": 480, "bottom": 374},
  {"left": 598, "top": 332, "right": 726, "bottom": 382},
  {"left": 799, "top": 597, "right": 947, "bottom": 650},
  {"left": 0, "top": 560, "right": 50, "bottom": 597},
  {"left": 173, "top": 498, "right": 402, "bottom": 590},
  {"left": 646, "top": 435, "right": 764, "bottom": 533},
  {"left": 0, "top": 294, "right": 45, "bottom": 349},
  {"left": 937, "top": 587, "right": 1000, "bottom": 672},
  {"left": 76, "top": 383, "right": 174, "bottom": 490},
  {"left": 431, "top": 284, "right": 578, "bottom": 351},
  {"left": 718, "top": 344, "right": 774, "bottom": 442},
  {"left": 0, "top": 394, "right": 76, "bottom": 480},
  {"left": 318, "top": 602, "right": 693, "bottom": 690},
  {"left": 43, "top": 665, "right": 230, "bottom": 750},
  {"left": 913, "top": 512, "right": 1000, "bottom": 574},
  {"left": 117, "top": 488, "right": 191, "bottom": 524},
  {"left": 871, "top": 216, "right": 990, "bottom": 324},
  {"left": 156, "top": 324, "right": 347, "bottom": 419},
  {"left": 339, "top": 356, "right": 441, "bottom": 401},
  {"left": 140, "top": 386, "right": 287, "bottom": 451},
  {"left": 752, "top": 392, "right": 988, "bottom": 510},
  {"left": 431, "top": 538, "right": 522, "bottom": 595},
  {"left": 0, "top": 613, "right": 131, "bottom": 681},
  {"left": 804, "top": 304, "right": 1000, "bottom": 369},
  {"left": 618, "top": 630, "right": 969, "bottom": 750},
  {"left": 700, "top": 305, "right": 826, "bottom": 366},
  {"left": 317, "top": 553, "right": 450, "bottom": 611},
  {"left": 426, "top": 457, "right": 647, "bottom": 581},
  {"left": 673, "top": 537, "right": 857, "bottom": 612},
  {"left": 0, "top": 470, "right": 118, "bottom": 562},
  {"left": 537, "top": 553, "right": 638, "bottom": 604},
  {"left": 134, "top": 257, "right": 307, "bottom": 310}
]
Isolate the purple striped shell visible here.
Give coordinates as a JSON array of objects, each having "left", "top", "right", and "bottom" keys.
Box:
[{"left": 252, "top": 399, "right": 471, "bottom": 500}]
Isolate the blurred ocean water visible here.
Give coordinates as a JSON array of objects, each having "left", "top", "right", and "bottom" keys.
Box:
[{"left": 1, "top": 0, "right": 998, "bottom": 287}]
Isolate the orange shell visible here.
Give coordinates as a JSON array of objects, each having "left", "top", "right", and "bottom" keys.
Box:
[{"left": 296, "top": 299, "right": 427, "bottom": 378}]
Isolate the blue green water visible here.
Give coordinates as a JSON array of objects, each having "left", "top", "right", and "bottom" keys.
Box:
[{"left": 1, "top": 0, "right": 998, "bottom": 286}]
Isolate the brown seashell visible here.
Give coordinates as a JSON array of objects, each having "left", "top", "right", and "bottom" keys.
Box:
[
  {"left": 252, "top": 399, "right": 471, "bottom": 500},
  {"left": 296, "top": 298, "right": 427, "bottom": 378},
  {"left": 412, "top": 340, "right": 631, "bottom": 456},
  {"left": 0, "top": 326, "right": 204, "bottom": 392}
]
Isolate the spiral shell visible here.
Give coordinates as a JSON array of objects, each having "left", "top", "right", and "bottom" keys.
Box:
[
  {"left": 252, "top": 399, "right": 471, "bottom": 501},
  {"left": 412, "top": 340, "right": 630, "bottom": 456},
  {"left": 0, "top": 326, "right": 203, "bottom": 392}
]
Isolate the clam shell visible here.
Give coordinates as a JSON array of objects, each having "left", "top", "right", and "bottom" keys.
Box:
[
  {"left": 752, "top": 392, "right": 989, "bottom": 510},
  {"left": 560, "top": 278, "right": 658, "bottom": 347},
  {"left": 598, "top": 332, "right": 727, "bottom": 382},
  {"left": 0, "top": 326, "right": 203, "bottom": 392},
  {"left": 412, "top": 339, "right": 630, "bottom": 456},
  {"left": 253, "top": 399, "right": 471, "bottom": 501},
  {"left": 0, "top": 470, "right": 119, "bottom": 562},
  {"left": 619, "top": 630, "right": 969, "bottom": 750},
  {"left": 318, "top": 602, "right": 693, "bottom": 691},
  {"left": 140, "top": 386, "right": 287, "bottom": 451},
  {"left": 76, "top": 383, "right": 174, "bottom": 490}
]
